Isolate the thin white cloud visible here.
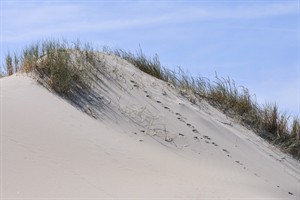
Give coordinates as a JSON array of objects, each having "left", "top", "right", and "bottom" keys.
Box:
[{"left": 217, "top": 25, "right": 298, "bottom": 33}]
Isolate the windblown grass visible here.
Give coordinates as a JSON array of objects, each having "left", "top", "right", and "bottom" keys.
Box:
[
  {"left": 109, "top": 48, "right": 173, "bottom": 82},
  {"left": 3, "top": 40, "right": 300, "bottom": 159},
  {"left": 3, "top": 40, "right": 98, "bottom": 95},
  {"left": 5, "top": 52, "right": 13, "bottom": 76}
]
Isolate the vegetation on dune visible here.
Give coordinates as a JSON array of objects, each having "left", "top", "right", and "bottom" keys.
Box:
[
  {"left": 3, "top": 39, "right": 300, "bottom": 159},
  {"left": 2, "top": 40, "right": 97, "bottom": 94},
  {"left": 105, "top": 47, "right": 300, "bottom": 159}
]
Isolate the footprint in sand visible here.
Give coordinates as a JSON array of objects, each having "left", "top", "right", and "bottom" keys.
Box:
[
  {"left": 178, "top": 133, "right": 184, "bottom": 136},
  {"left": 235, "top": 160, "right": 243, "bottom": 165},
  {"left": 164, "top": 106, "right": 170, "bottom": 110},
  {"left": 175, "top": 112, "right": 181, "bottom": 116},
  {"left": 146, "top": 95, "right": 150, "bottom": 98},
  {"left": 203, "top": 135, "right": 211, "bottom": 140},
  {"left": 222, "top": 149, "right": 230, "bottom": 153},
  {"left": 192, "top": 129, "right": 199, "bottom": 133},
  {"left": 205, "top": 140, "right": 210, "bottom": 144},
  {"left": 288, "top": 192, "right": 294, "bottom": 196},
  {"left": 156, "top": 100, "right": 161, "bottom": 103},
  {"left": 194, "top": 136, "right": 200, "bottom": 140},
  {"left": 177, "top": 118, "right": 185, "bottom": 123},
  {"left": 212, "top": 142, "right": 218, "bottom": 146}
]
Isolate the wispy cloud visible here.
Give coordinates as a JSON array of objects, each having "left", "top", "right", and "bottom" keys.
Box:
[{"left": 1, "top": 2, "right": 298, "bottom": 42}]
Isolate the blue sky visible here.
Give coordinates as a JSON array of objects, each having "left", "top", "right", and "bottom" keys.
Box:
[{"left": 1, "top": 1, "right": 299, "bottom": 117}]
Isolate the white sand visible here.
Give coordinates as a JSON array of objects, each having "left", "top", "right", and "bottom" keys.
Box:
[{"left": 1, "top": 53, "right": 299, "bottom": 199}]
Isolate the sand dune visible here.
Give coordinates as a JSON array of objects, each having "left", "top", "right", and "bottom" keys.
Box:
[{"left": 1, "top": 53, "right": 299, "bottom": 199}]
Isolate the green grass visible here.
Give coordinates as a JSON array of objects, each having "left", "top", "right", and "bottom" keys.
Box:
[
  {"left": 5, "top": 52, "right": 13, "bottom": 76},
  {"left": 3, "top": 39, "right": 97, "bottom": 95},
  {"left": 3, "top": 39, "right": 300, "bottom": 159},
  {"left": 108, "top": 48, "right": 171, "bottom": 82}
]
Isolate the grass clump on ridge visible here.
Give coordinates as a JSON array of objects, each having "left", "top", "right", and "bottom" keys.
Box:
[
  {"left": 110, "top": 48, "right": 172, "bottom": 82},
  {"left": 3, "top": 40, "right": 97, "bottom": 95}
]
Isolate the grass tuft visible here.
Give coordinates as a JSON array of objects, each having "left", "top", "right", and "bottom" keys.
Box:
[
  {"left": 3, "top": 39, "right": 99, "bottom": 95},
  {"left": 5, "top": 52, "right": 13, "bottom": 76}
]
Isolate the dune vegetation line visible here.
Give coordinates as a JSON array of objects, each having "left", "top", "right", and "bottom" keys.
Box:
[{"left": 1, "top": 39, "right": 299, "bottom": 159}]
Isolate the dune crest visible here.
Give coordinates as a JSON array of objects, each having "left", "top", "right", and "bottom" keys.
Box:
[{"left": 1, "top": 52, "right": 299, "bottom": 199}]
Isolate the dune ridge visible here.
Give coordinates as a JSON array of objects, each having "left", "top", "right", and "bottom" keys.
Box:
[{"left": 1, "top": 44, "right": 299, "bottom": 199}]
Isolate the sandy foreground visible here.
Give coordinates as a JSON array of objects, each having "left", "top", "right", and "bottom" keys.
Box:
[{"left": 1, "top": 53, "right": 299, "bottom": 199}]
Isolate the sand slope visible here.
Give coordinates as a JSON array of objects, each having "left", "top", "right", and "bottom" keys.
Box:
[{"left": 1, "top": 53, "right": 299, "bottom": 199}]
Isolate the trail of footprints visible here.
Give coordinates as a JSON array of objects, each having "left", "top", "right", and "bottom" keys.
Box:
[
  {"left": 135, "top": 85, "right": 294, "bottom": 197},
  {"left": 144, "top": 89, "right": 244, "bottom": 167},
  {"left": 145, "top": 91, "right": 233, "bottom": 157}
]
